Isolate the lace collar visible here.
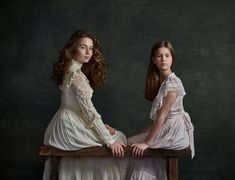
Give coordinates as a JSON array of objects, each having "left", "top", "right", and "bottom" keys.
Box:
[
  {"left": 166, "top": 72, "right": 175, "bottom": 80},
  {"left": 159, "top": 72, "right": 175, "bottom": 84},
  {"left": 68, "top": 59, "right": 83, "bottom": 73}
]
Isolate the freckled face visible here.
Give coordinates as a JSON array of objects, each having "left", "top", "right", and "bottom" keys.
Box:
[
  {"left": 152, "top": 47, "right": 173, "bottom": 71},
  {"left": 73, "top": 37, "right": 94, "bottom": 64}
]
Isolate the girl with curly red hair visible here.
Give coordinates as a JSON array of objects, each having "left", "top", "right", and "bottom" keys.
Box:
[{"left": 43, "top": 30, "right": 126, "bottom": 180}]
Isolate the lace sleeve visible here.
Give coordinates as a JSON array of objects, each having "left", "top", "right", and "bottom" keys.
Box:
[
  {"left": 162, "top": 77, "right": 180, "bottom": 96},
  {"left": 149, "top": 76, "right": 180, "bottom": 120},
  {"left": 69, "top": 70, "right": 115, "bottom": 145}
]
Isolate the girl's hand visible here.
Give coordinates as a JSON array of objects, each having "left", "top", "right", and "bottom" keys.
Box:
[
  {"left": 104, "top": 124, "right": 116, "bottom": 135},
  {"left": 131, "top": 142, "right": 149, "bottom": 158},
  {"left": 108, "top": 141, "right": 126, "bottom": 157}
]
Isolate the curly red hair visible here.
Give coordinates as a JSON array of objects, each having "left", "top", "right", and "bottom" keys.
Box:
[{"left": 52, "top": 30, "right": 107, "bottom": 88}]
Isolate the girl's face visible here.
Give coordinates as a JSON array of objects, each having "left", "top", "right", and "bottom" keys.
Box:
[
  {"left": 153, "top": 47, "right": 172, "bottom": 72},
  {"left": 73, "top": 37, "right": 94, "bottom": 64}
]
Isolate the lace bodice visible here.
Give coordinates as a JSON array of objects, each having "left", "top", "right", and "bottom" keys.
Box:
[
  {"left": 59, "top": 60, "right": 115, "bottom": 145},
  {"left": 150, "top": 73, "right": 186, "bottom": 120}
]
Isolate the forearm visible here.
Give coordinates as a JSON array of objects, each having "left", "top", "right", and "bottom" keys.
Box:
[
  {"left": 144, "top": 118, "right": 165, "bottom": 145},
  {"left": 144, "top": 91, "right": 177, "bottom": 145},
  {"left": 91, "top": 119, "right": 115, "bottom": 145}
]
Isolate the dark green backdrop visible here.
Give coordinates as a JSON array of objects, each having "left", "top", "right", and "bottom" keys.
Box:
[{"left": 1, "top": 0, "right": 235, "bottom": 179}]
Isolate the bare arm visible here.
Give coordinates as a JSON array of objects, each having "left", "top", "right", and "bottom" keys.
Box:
[
  {"left": 144, "top": 91, "right": 178, "bottom": 144},
  {"left": 131, "top": 91, "right": 177, "bottom": 157}
]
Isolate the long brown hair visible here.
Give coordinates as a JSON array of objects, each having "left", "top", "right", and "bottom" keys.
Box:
[
  {"left": 145, "top": 40, "right": 175, "bottom": 101},
  {"left": 52, "top": 30, "right": 107, "bottom": 88}
]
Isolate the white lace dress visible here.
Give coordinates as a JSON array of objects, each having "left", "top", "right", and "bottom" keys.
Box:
[
  {"left": 127, "top": 73, "right": 194, "bottom": 180},
  {"left": 42, "top": 60, "right": 127, "bottom": 180}
]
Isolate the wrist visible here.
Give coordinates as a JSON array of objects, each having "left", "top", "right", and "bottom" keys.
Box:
[
  {"left": 106, "top": 139, "right": 115, "bottom": 147},
  {"left": 144, "top": 141, "right": 150, "bottom": 146}
]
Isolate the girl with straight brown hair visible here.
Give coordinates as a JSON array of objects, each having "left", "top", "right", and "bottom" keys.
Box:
[{"left": 127, "top": 40, "right": 194, "bottom": 180}]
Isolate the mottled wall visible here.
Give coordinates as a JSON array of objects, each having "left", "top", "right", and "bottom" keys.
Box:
[{"left": 1, "top": 0, "right": 235, "bottom": 179}]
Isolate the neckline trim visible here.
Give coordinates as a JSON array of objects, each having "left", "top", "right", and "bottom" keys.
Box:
[{"left": 68, "top": 59, "right": 83, "bottom": 73}]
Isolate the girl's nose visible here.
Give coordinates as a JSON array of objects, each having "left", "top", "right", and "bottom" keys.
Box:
[{"left": 85, "top": 48, "right": 90, "bottom": 55}]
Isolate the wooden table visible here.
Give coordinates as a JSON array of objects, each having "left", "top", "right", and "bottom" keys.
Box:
[{"left": 39, "top": 145, "right": 191, "bottom": 180}]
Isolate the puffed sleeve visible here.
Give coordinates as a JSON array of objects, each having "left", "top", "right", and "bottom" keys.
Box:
[
  {"left": 162, "top": 76, "right": 180, "bottom": 96},
  {"left": 149, "top": 75, "right": 182, "bottom": 120},
  {"left": 68, "top": 70, "right": 115, "bottom": 145}
]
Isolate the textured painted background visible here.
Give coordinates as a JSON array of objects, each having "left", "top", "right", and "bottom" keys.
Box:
[{"left": 1, "top": 0, "right": 235, "bottom": 179}]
